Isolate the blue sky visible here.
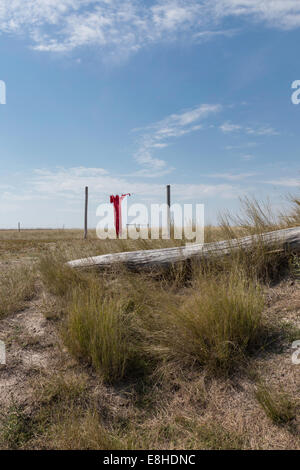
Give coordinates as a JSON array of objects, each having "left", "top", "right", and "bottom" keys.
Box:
[{"left": 0, "top": 0, "right": 300, "bottom": 228}]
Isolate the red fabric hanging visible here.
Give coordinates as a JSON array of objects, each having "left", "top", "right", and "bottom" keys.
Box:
[{"left": 110, "top": 194, "right": 130, "bottom": 237}]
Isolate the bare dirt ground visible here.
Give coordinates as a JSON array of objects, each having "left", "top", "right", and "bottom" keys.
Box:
[{"left": 0, "top": 277, "right": 61, "bottom": 410}]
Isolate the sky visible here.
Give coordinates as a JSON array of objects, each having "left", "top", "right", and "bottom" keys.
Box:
[{"left": 0, "top": 0, "right": 300, "bottom": 228}]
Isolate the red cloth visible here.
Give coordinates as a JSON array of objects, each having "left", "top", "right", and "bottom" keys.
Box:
[{"left": 110, "top": 194, "right": 130, "bottom": 237}]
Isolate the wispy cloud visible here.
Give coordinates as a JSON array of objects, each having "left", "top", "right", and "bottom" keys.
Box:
[
  {"left": 220, "top": 121, "right": 279, "bottom": 136},
  {"left": 212, "top": 1, "right": 300, "bottom": 30},
  {"left": 193, "top": 28, "right": 239, "bottom": 41},
  {"left": 264, "top": 178, "right": 300, "bottom": 187},
  {"left": 205, "top": 172, "right": 257, "bottom": 181},
  {"left": 225, "top": 142, "right": 258, "bottom": 150},
  {"left": 220, "top": 122, "right": 242, "bottom": 133},
  {"left": 31, "top": 166, "right": 126, "bottom": 200},
  {"left": 1, "top": 1, "right": 300, "bottom": 58},
  {"left": 0, "top": 1, "right": 206, "bottom": 56},
  {"left": 12, "top": 165, "right": 244, "bottom": 201},
  {"left": 245, "top": 126, "right": 279, "bottom": 136},
  {"left": 133, "top": 104, "right": 222, "bottom": 176}
]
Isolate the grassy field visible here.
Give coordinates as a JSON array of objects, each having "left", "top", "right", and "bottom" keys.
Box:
[{"left": 0, "top": 197, "right": 299, "bottom": 449}]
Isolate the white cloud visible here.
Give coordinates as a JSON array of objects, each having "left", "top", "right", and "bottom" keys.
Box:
[
  {"left": 0, "top": 1, "right": 206, "bottom": 55},
  {"left": 220, "top": 121, "right": 279, "bottom": 136},
  {"left": 151, "top": 1, "right": 202, "bottom": 31},
  {"left": 0, "top": 1, "right": 300, "bottom": 57},
  {"left": 212, "top": 1, "right": 300, "bottom": 30},
  {"left": 133, "top": 103, "right": 222, "bottom": 176},
  {"left": 220, "top": 122, "right": 242, "bottom": 133},
  {"left": 193, "top": 28, "right": 239, "bottom": 41},
  {"left": 31, "top": 166, "right": 127, "bottom": 199},
  {"left": 245, "top": 126, "right": 279, "bottom": 136},
  {"left": 225, "top": 142, "right": 258, "bottom": 150},
  {"left": 264, "top": 178, "right": 300, "bottom": 187},
  {"left": 10, "top": 166, "right": 243, "bottom": 202},
  {"left": 205, "top": 172, "right": 257, "bottom": 181}
]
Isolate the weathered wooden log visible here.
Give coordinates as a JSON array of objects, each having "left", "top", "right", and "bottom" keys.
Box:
[{"left": 67, "top": 226, "right": 300, "bottom": 270}]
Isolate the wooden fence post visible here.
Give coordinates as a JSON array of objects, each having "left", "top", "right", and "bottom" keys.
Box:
[
  {"left": 166, "top": 184, "right": 171, "bottom": 239},
  {"left": 84, "top": 186, "right": 88, "bottom": 240}
]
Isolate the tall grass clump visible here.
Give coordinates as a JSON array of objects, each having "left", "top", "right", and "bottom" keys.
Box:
[
  {"left": 64, "top": 282, "right": 141, "bottom": 383},
  {"left": 219, "top": 196, "right": 280, "bottom": 238},
  {"left": 0, "top": 265, "right": 36, "bottom": 319},
  {"left": 281, "top": 196, "right": 300, "bottom": 227},
  {"left": 38, "top": 252, "right": 154, "bottom": 382},
  {"left": 217, "top": 197, "right": 292, "bottom": 282},
  {"left": 153, "top": 269, "right": 265, "bottom": 374},
  {"left": 39, "top": 253, "right": 87, "bottom": 298}
]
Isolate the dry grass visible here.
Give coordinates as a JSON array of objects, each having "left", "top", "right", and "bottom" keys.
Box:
[
  {"left": 64, "top": 289, "right": 139, "bottom": 382},
  {"left": 36, "top": 194, "right": 300, "bottom": 384},
  {"left": 255, "top": 383, "right": 297, "bottom": 426},
  {"left": 0, "top": 372, "right": 121, "bottom": 450},
  {"left": 0, "top": 264, "right": 36, "bottom": 319},
  {"left": 281, "top": 197, "right": 300, "bottom": 227},
  {"left": 38, "top": 251, "right": 270, "bottom": 381},
  {"left": 0, "top": 194, "right": 299, "bottom": 450},
  {"left": 149, "top": 269, "right": 265, "bottom": 374},
  {"left": 32, "top": 373, "right": 120, "bottom": 450},
  {"left": 44, "top": 409, "right": 121, "bottom": 450},
  {"left": 0, "top": 404, "right": 35, "bottom": 449},
  {"left": 219, "top": 196, "right": 283, "bottom": 238}
]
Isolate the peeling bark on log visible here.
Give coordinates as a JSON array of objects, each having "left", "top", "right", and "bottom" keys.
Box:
[{"left": 67, "top": 226, "right": 300, "bottom": 271}]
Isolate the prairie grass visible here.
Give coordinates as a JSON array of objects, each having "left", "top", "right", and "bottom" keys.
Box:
[
  {"left": 44, "top": 408, "right": 121, "bottom": 450},
  {"left": 0, "top": 404, "right": 36, "bottom": 449},
  {"left": 33, "top": 373, "right": 124, "bottom": 450},
  {"left": 38, "top": 253, "right": 86, "bottom": 298},
  {"left": 35, "top": 372, "right": 88, "bottom": 406},
  {"left": 215, "top": 196, "right": 297, "bottom": 282},
  {"left": 0, "top": 373, "right": 121, "bottom": 450},
  {"left": 290, "top": 254, "right": 300, "bottom": 281},
  {"left": 185, "top": 421, "right": 246, "bottom": 450},
  {"left": 36, "top": 195, "right": 300, "bottom": 384},
  {"left": 122, "top": 413, "right": 247, "bottom": 450},
  {"left": 255, "top": 383, "right": 297, "bottom": 425},
  {"left": 219, "top": 196, "right": 282, "bottom": 238},
  {"left": 0, "top": 264, "right": 36, "bottom": 319},
  {"left": 40, "top": 207, "right": 287, "bottom": 382},
  {"left": 64, "top": 286, "right": 141, "bottom": 382},
  {"left": 23, "top": 194, "right": 300, "bottom": 448},
  {"left": 148, "top": 268, "right": 265, "bottom": 374},
  {"left": 39, "top": 253, "right": 266, "bottom": 382},
  {"left": 39, "top": 246, "right": 270, "bottom": 381},
  {"left": 1, "top": 194, "right": 300, "bottom": 450},
  {"left": 281, "top": 196, "right": 300, "bottom": 227}
]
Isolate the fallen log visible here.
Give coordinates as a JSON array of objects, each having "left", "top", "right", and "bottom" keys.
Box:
[{"left": 67, "top": 226, "right": 300, "bottom": 270}]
